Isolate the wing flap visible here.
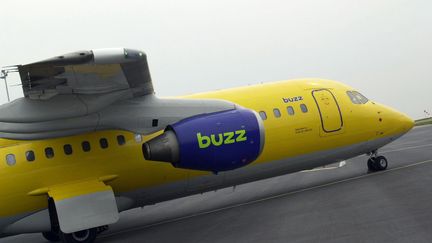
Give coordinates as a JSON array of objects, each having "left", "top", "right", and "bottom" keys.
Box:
[{"left": 48, "top": 180, "right": 119, "bottom": 233}]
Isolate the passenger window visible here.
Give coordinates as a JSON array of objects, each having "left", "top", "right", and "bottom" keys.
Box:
[
  {"left": 259, "top": 111, "right": 267, "bottom": 120},
  {"left": 287, "top": 106, "right": 295, "bottom": 115},
  {"left": 273, "top": 108, "right": 281, "bottom": 118},
  {"left": 6, "top": 154, "right": 16, "bottom": 166},
  {"left": 100, "top": 138, "right": 109, "bottom": 149},
  {"left": 64, "top": 144, "right": 73, "bottom": 155},
  {"left": 26, "top": 151, "right": 35, "bottom": 162},
  {"left": 45, "top": 147, "right": 54, "bottom": 159},
  {"left": 82, "top": 141, "right": 91, "bottom": 152},
  {"left": 117, "top": 135, "right": 126, "bottom": 146},
  {"left": 300, "top": 104, "right": 308, "bottom": 113}
]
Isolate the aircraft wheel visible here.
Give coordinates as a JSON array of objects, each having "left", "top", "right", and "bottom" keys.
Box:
[
  {"left": 61, "top": 228, "right": 97, "bottom": 243},
  {"left": 367, "top": 156, "right": 388, "bottom": 172},
  {"left": 42, "top": 231, "right": 61, "bottom": 242},
  {"left": 374, "top": 156, "right": 388, "bottom": 171}
]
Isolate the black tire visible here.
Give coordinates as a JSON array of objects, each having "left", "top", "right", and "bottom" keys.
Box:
[
  {"left": 42, "top": 231, "right": 61, "bottom": 242},
  {"left": 60, "top": 228, "right": 97, "bottom": 243},
  {"left": 374, "top": 156, "right": 388, "bottom": 171}
]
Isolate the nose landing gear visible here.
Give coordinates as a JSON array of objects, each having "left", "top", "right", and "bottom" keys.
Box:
[{"left": 367, "top": 150, "right": 388, "bottom": 172}]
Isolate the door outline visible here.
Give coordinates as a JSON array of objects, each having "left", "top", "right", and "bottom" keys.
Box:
[{"left": 312, "top": 89, "right": 343, "bottom": 133}]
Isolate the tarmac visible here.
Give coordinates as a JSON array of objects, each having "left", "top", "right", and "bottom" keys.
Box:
[{"left": 2, "top": 125, "right": 432, "bottom": 243}]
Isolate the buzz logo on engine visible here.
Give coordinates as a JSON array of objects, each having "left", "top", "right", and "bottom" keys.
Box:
[
  {"left": 197, "top": 130, "right": 247, "bottom": 149},
  {"left": 143, "top": 108, "right": 263, "bottom": 172}
]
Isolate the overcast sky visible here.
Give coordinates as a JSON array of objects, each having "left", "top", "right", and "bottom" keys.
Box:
[{"left": 0, "top": 0, "right": 431, "bottom": 118}]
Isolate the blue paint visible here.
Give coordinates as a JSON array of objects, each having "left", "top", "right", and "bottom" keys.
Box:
[{"left": 169, "top": 109, "right": 262, "bottom": 172}]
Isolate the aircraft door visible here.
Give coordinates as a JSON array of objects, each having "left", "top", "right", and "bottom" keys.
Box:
[{"left": 312, "top": 89, "right": 343, "bottom": 133}]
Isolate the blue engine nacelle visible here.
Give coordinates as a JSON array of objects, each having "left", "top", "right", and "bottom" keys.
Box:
[{"left": 143, "top": 108, "right": 265, "bottom": 172}]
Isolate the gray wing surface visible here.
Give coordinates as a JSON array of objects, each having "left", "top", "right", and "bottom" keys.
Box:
[
  {"left": 0, "top": 48, "right": 235, "bottom": 140},
  {"left": 17, "top": 48, "right": 153, "bottom": 100}
]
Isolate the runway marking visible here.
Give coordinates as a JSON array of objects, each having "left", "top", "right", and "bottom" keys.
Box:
[
  {"left": 301, "top": 161, "right": 347, "bottom": 172},
  {"left": 381, "top": 143, "right": 432, "bottom": 153},
  {"left": 101, "top": 158, "right": 432, "bottom": 239},
  {"left": 413, "top": 124, "right": 432, "bottom": 129}
]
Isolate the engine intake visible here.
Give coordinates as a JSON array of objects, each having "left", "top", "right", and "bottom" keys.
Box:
[{"left": 143, "top": 108, "right": 265, "bottom": 172}]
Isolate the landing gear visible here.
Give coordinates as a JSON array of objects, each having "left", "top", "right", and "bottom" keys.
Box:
[
  {"left": 44, "top": 197, "right": 61, "bottom": 242},
  {"left": 43, "top": 226, "right": 106, "bottom": 243},
  {"left": 60, "top": 228, "right": 98, "bottom": 243},
  {"left": 46, "top": 197, "right": 107, "bottom": 243},
  {"left": 367, "top": 150, "right": 388, "bottom": 172},
  {"left": 42, "top": 228, "right": 100, "bottom": 243}
]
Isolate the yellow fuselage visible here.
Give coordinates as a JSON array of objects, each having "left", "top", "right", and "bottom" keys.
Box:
[{"left": 0, "top": 79, "right": 413, "bottom": 221}]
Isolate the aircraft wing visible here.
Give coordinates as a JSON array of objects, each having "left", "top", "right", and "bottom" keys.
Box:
[
  {"left": 0, "top": 48, "right": 236, "bottom": 140},
  {"left": 16, "top": 48, "right": 153, "bottom": 100}
]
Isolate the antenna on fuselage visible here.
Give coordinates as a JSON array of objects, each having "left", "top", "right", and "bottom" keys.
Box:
[{"left": 0, "top": 66, "right": 18, "bottom": 102}]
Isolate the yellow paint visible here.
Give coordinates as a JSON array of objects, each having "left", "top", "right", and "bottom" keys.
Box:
[
  {"left": 27, "top": 175, "right": 118, "bottom": 197},
  {"left": 69, "top": 64, "right": 122, "bottom": 79},
  {"left": 312, "top": 89, "right": 342, "bottom": 132},
  {"left": 98, "top": 175, "right": 119, "bottom": 183},
  {"left": 48, "top": 180, "right": 112, "bottom": 202},
  {"left": 0, "top": 79, "right": 413, "bottom": 218},
  {"left": 28, "top": 188, "right": 50, "bottom": 196}
]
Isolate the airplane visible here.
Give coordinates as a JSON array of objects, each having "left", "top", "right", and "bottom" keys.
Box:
[{"left": 0, "top": 48, "right": 413, "bottom": 243}]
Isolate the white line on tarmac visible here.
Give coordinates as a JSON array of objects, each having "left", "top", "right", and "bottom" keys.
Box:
[
  {"left": 301, "top": 161, "right": 347, "bottom": 172},
  {"left": 302, "top": 142, "right": 432, "bottom": 173},
  {"left": 413, "top": 124, "right": 432, "bottom": 129},
  {"left": 381, "top": 143, "right": 432, "bottom": 154},
  {"left": 101, "top": 158, "right": 432, "bottom": 239}
]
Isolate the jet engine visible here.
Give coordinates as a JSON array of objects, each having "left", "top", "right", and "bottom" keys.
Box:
[{"left": 143, "top": 108, "right": 265, "bottom": 173}]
